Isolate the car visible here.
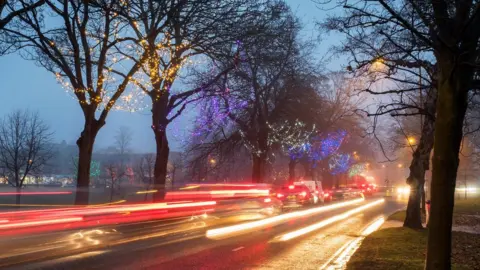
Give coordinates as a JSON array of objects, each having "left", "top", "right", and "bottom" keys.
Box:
[
  {"left": 274, "top": 184, "right": 315, "bottom": 209},
  {"left": 322, "top": 189, "right": 333, "bottom": 202},
  {"left": 361, "top": 183, "right": 377, "bottom": 196},
  {"left": 294, "top": 180, "right": 325, "bottom": 204}
]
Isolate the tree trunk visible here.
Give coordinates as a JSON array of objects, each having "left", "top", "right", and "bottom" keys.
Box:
[
  {"left": 153, "top": 129, "right": 169, "bottom": 201},
  {"left": 16, "top": 186, "right": 21, "bottom": 206},
  {"left": 75, "top": 120, "right": 101, "bottom": 205},
  {"left": 252, "top": 153, "right": 267, "bottom": 183},
  {"left": 151, "top": 96, "right": 170, "bottom": 201},
  {"left": 404, "top": 87, "right": 436, "bottom": 229},
  {"left": 425, "top": 67, "right": 469, "bottom": 269},
  {"left": 421, "top": 186, "right": 426, "bottom": 214},
  {"left": 288, "top": 158, "right": 296, "bottom": 182}
]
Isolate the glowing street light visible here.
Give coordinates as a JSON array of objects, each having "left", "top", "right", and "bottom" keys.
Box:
[
  {"left": 209, "top": 159, "right": 216, "bottom": 165},
  {"left": 407, "top": 137, "right": 416, "bottom": 145},
  {"left": 397, "top": 163, "right": 403, "bottom": 168}
]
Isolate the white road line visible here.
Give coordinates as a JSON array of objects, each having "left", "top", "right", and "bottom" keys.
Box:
[{"left": 232, "top": 246, "right": 244, "bottom": 252}]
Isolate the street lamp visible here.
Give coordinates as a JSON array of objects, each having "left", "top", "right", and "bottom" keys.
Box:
[
  {"left": 407, "top": 137, "right": 416, "bottom": 145},
  {"left": 398, "top": 163, "right": 403, "bottom": 168},
  {"left": 209, "top": 158, "right": 216, "bottom": 165}
]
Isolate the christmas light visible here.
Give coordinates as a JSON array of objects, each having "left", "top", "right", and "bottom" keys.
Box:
[{"left": 329, "top": 153, "right": 352, "bottom": 175}]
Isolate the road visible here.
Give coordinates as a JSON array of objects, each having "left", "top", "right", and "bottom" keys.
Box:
[{"left": 1, "top": 195, "right": 405, "bottom": 270}]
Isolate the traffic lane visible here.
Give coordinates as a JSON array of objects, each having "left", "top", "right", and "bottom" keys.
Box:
[
  {"left": 0, "top": 210, "right": 270, "bottom": 268},
  {"left": 150, "top": 198, "right": 403, "bottom": 270},
  {"left": 18, "top": 196, "right": 401, "bottom": 270}
]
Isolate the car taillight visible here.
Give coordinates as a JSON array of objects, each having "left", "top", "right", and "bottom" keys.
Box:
[
  {"left": 300, "top": 191, "right": 307, "bottom": 197},
  {"left": 288, "top": 185, "right": 294, "bottom": 190},
  {"left": 277, "top": 193, "right": 284, "bottom": 198},
  {"left": 324, "top": 193, "right": 329, "bottom": 197},
  {"left": 264, "top": 198, "right": 272, "bottom": 203},
  {"left": 314, "top": 190, "right": 319, "bottom": 194}
]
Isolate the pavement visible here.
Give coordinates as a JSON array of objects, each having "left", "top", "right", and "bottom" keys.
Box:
[{"left": 0, "top": 195, "right": 405, "bottom": 270}]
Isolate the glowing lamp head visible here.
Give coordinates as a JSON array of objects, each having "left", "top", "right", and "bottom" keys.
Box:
[
  {"left": 300, "top": 191, "right": 307, "bottom": 197},
  {"left": 288, "top": 185, "right": 294, "bottom": 190}
]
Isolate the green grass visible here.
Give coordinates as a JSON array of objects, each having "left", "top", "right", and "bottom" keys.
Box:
[
  {"left": 388, "top": 210, "right": 426, "bottom": 223},
  {"left": 347, "top": 228, "right": 474, "bottom": 270},
  {"left": 348, "top": 198, "right": 480, "bottom": 270},
  {"left": 388, "top": 210, "right": 406, "bottom": 222},
  {"left": 454, "top": 197, "right": 480, "bottom": 215},
  {"left": 348, "top": 227, "right": 428, "bottom": 270}
]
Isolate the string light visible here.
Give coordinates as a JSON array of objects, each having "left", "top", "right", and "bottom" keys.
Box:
[{"left": 329, "top": 153, "right": 352, "bottom": 175}]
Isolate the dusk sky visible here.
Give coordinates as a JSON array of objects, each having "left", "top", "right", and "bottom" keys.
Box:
[{"left": 0, "top": 0, "right": 342, "bottom": 153}]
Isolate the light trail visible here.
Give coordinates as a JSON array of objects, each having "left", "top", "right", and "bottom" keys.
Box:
[
  {"left": 319, "top": 216, "right": 386, "bottom": 270},
  {"left": 136, "top": 190, "right": 158, "bottom": 194},
  {"left": 0, "top": 217, "right": 83, "bottom": 230},
  {"left": 274, "top": 199, "right": 385, "bottom": 241},
  {"left": 206, "top": 198, "right": 364, "bottom": 240},
  {"left": 0, "top": 199, "right": 126, "bottom": 208},
  {"left": 0, "top": 191, "right": 72, "bottom": 196}
]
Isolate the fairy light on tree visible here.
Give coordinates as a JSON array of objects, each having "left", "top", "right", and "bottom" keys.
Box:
[
  {"left": 110, "top": 0, "right": 274, "bottom": 198},
  {"left": 348, "top": 163, "right": 367, "bottom": 177},
  {"left": 3, "top": 1, "right": 149, "bottom": 204},
  {"left": 329, "top": 153, "right": 352, "bottom": 175}
]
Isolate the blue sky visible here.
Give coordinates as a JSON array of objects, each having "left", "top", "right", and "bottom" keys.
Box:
[{"left": 0, "top": 0, "right": 343, "bottom": 153}]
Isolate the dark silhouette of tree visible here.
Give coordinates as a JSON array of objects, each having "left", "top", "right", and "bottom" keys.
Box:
[
  {"left": 0, "top": 0, "right": 45, "bottom": 30},
  {"left": 114, "top": 126, "right": 133, "bottom": 157},
  {"left": 322, "top": 0, "right": 480, "bottom": 267},
  {"left": 0, "top": 109, "right": 53, "bottom": 204},
  {"left": 110, "top": 0, "right": 289, "bottom": 199},
  {"left": 3, "top": 1, "right": 147, "bottom": 204},
  {"left": 187, "top": 9, "right": 316, "bottom": 183},
  {"left": 134, "top": 154, "right": 155, "bottom": 201}
]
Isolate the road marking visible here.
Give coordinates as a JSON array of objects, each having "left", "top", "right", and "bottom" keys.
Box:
[
  {"left": 319, "top": 217, "right": 385, "bottom": 270},
  {"left": 232, "top": 246, "right": 244, "bottom": 252}
]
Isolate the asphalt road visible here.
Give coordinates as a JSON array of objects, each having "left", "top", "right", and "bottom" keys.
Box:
[{"left": 2, "top": 195, "right": 405, "bottom": 270}]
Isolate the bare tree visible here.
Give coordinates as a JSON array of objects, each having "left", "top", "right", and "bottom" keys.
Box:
[
  {"left": 3, "top": 1, "right": 147, "bottom": 204},
  {"left": 104, "top": 162, "right": 122, "bottom": 202},
  {"left": 114, "top": 126, "right": 133, "bottom": 157},
  {"left": 167, "top": 155, "right": 182, "bottom": 189},
  {"left": 0, "top": 109, "right": 53, "bottom": 204},
  {"left": 134, "top": 154, "right": 155, "bottom": 201},
  {"left": 0, "top": 0, "right": 45, "bottom": 30},
  {"left": 110, "top": 0, "right": 287, "bottom": 199},
  {"left": 322, "top": 0, "right": 480, "bottom": 267},
  {"left": 187, "top": 9, "right": 312, "bottom": 183}
]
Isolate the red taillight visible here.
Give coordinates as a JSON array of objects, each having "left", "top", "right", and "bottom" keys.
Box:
[
  {"left": 314, "top": 190, "right": 319, "bottom": 194},
  {"left": 288, "top": 185, "right": 294, "bottom": 190},
  {"left": 367, "top": 188, "right": 371, "bottom": 191},
  {"left": 277, "top": 193, "right": 284, "bottom": 198},
  {"left": 324, "top": 193, "right": 329, "bottom": 197},
  {"left": 300, "top": 191, "right": 307, "bottom": 197},
  {"left": 264, "top": 198, "right": 271, "bottom": 203}
]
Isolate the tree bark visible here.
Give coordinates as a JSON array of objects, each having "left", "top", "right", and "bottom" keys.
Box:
[
  {"left": 252, "top": 153, "right": 267, "bottom": 183},
  {"left": 16, "top": 186, "right": 21, "bottom": 206},
  {"left": 288, "top": 158, "right": 296, "bottom": 182},
  {"left": 426, "top": 65, "right": 469, "bottom": 269},
  {"left": 404, "top": 87, "right": 436, "bottom": 229},
  {"left": 75, "top": 120, "right": 101, "bottom": 205},
  {"left": 151, "top": 96, "right": 170, "bottom": 201}
]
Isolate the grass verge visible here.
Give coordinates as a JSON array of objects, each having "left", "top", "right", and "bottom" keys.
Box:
[{"left": 347, "top": 197, "right": 480, "bottom": 270}]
